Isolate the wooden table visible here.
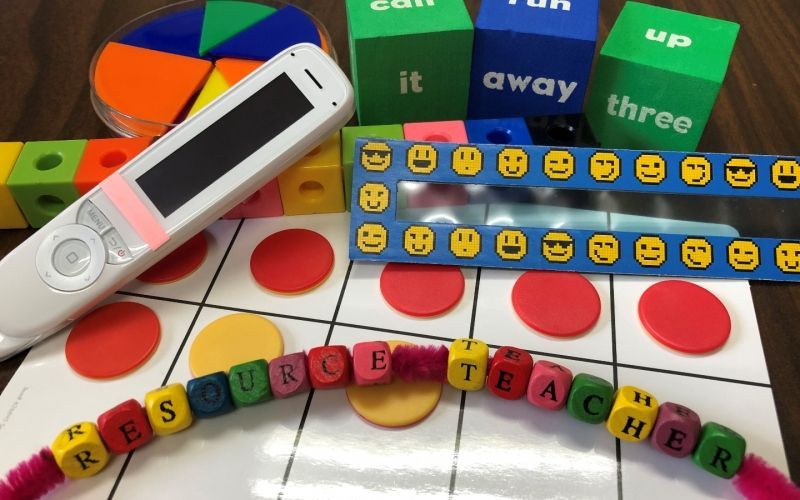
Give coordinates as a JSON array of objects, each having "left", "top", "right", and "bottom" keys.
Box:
[{"left": 0, "top": 0, "right": 798, "bottom": 484}]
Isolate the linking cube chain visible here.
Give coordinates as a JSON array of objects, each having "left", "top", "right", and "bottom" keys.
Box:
[{"left": 1, "top": 340, "right": 798, "bottom": 500}]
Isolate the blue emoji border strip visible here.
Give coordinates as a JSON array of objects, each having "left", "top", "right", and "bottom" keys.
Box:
[{"left": 348, "top": 139, "right": 800, "bottom": 281}]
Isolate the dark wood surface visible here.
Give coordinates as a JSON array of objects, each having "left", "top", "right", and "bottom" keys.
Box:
[{"left": 0, "top": 0, "right": 798, "bottom": 483}]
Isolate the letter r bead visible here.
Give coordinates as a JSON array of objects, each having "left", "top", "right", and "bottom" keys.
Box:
[
  {"left": 51, "top": 422, "right": 110, "bottom": 479},
  {"left": 447, "top": 338, "right": 489, "bottom": 391}
]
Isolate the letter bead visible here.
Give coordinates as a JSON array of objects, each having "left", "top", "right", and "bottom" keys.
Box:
[
  {"left": 51, "top": 422, "right": 110, "bottom": 479},
  {"left": 692, "top": 422, "right": 746, "bottom": 478},
  {"left": 526, "top": 360, "right": 573, "bottom": 410},
  {"left": 606, "top": 386, "right": 659, "bottom": 442},
  {"left": 269, "top": 352, "right": 311, "bottom": 398},
  {"left": 651, "top": 402, "right": 701, "bottom": 458},
  {"left": 144, "top": 383, "right": 193, "bottom": 436},
  {"left": 307, "top": 345, "right": 351, "bottom": 389},
  {"left": 228, "top": 359, "right": 272, "bottom": 407},
  {"left": 487, "top": 346, "right": 533, "bottom": 400},
  {"left": 566, "top": 373, "right": 614, "bottom": 424},
  {"left": 352, "top": 341, "right": 392, "bottom": 386},
  {"left": 97, "top": 399, "right": 154, "bottom": 454},
  {"left": 187, "top": 372, "right": 235, "bottom": 418},
  {"left": 447, "top": 338, "right": 489, "bottom": 391}
]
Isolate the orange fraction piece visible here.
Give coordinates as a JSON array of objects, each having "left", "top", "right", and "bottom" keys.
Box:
[
  {"left": 94, "top": 42, "right": 212, "bottom": 127},
  {"left": 214, "top": 58, "right": 265, "bottom": 86}
]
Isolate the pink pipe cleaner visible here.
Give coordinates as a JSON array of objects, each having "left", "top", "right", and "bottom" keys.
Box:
[
  {"left": 0, "top": 447, "right": 65, "bottom": 500},
  {"left": 733, "top": 453, "right": 800, "bottom": 500},
  {"left": 392, "top": 344, "right": 449, "bottom": 382}
]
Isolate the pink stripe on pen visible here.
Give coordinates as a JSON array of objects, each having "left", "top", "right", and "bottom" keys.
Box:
[{"left": 101, "top": 173, "right": 169, "bottom": 250}]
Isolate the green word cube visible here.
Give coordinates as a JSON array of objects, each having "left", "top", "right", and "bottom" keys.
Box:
[
  {"left": 586, "top": 2, "right": 739, "bottom": 151},
  {"left": 346, "top": 0, "right": 473, "bottom": 125}
]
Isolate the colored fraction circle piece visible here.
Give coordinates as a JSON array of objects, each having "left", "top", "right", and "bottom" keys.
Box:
[
  {"left": 346, "top": 341, "right": 442, "bottom": 428},
  {"left": 512, "top": 271, "right": 601, "bottom": 338},
  {"left": 250, "top": 229, "right": 334, "bottom": 294},
  {"left": 138, "top": 232, "right": 208, "bottom": 284},
  {"left": 65, "top": 302, "right": 160, "bottom": 379},
  {"left": 189, "top": 313, "right": 284, "bottom": 377},
  {"left": 380, "top": 263, "right": 465, "bottom": 317},
  {"left": 638, "top": 280, "right": 731, "bottom": 354}
]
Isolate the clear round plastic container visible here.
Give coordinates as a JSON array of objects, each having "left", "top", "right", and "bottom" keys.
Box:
[{"left": 89, "top": 0, "right": 334, "bottom": 138}]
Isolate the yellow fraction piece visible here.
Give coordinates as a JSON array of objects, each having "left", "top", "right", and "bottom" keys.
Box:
[
  {"left": 346, "top": 341, "right": 443, "bottom": 428},
  {"left": 0, "top": 142, "right": 27, "bottom": 228},
  {"left": 189, "top": 313, "right": 284, "bottom": 376},
  {"left": 50, "top": 421, "right": 110, "bottom": 479},
  {"left": 187, "top": 68, "right": 231, "bottom": 117}
]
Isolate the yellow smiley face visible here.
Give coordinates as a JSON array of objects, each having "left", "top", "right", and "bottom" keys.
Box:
[
  {"left": 403, "top": 225, "right": 435, "bottom": 256},
  {"left": 406, "top": 144, "right": 438, "bottom": 174},
  {"left": 725, "top": 157, "right": 757, "bottom": 188},
  {"left": 496, "top": 229, "right": 527, "bottom": 261},
  {"left": 680, "top": 237, "right": 713, "bottom": 270},
  {"left": 360, "top": 142, "right": 392, "bottom": 172},
  {"left": 775, "top": 241, "right": 800, "bottom": 273},
  {"left": 358, "top": 182, "right": 390, "bottom": 213},
  {"left": 589, "top": 151, "right": 621, "bottom": 183},
  {"left": 543, "top": 149, "right": 575, "bottom": 180},
  {"left": 452, "top": 145, "right": 483, "bottom": 176},
  {"left": 727, "top": 239, "right": 760, "bottom": 271},
  {"left": 771, "top": 159, "right": 800, "bottom": 190},
  {"left": 497, "top": 147, "right": 529, "bottom": 178},
  {"left": 635, "top": 153, "right": 667, "bottom": 184},
  {"left": 635, "top": 235, "right": 667, "bottom": 267},
  {"left": 355, "top": 223, "right": 388, "bottom": 254},
  {"left": 680, "top": 155, "right": 712, "bottom": 187},
  {"left": 541, "top": 231, "right": 574, "bottom": 263},
  {"left": 587, "top": 233, "right": 620, "bottom": 265},
  {"left": 449, "top": 227, "right": 481, "bottom": 259}
]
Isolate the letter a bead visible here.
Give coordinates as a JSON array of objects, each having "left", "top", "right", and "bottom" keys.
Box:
[
  {"left": 447, "top": 338, "right": 489, "bottom": 391},
  {"left": 487, "top": 346, "right": 532, "bottom": 400},
  {"left": 144, "top": 383, "right": 193, "bottom": 436},
  {"left": 51, "top": 422, "right": 110, "bottom": 479},
  {"left": 352, "top": 341, "right": 392, "bottom": 386},
  {"left": 692, "top": 422, "right": 746, "bottom": 478},
  {"left": 97, "top": 399, "right": 154, "bottom": 454},
  {"left": 606, "top": 386, "right": 659, "bottom": 442},
  {"left": 527, "top": 361, "right": 573, "bottom": 410}
]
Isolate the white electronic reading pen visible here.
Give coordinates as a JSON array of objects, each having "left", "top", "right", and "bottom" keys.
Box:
[{"left": 0, "top": 44, "right": 354, "bottom": 361}]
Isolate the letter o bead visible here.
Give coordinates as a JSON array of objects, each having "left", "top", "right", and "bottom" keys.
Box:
[
  {"left": 51, "top": 422, "right": 110, "bottom": 479},
  {"left": 144, "top": 383, "right": 193, "bottom": 436}
]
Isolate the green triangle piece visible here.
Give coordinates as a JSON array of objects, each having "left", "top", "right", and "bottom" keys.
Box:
[{"left": 199, "top": 1, "right": 276, "bottom": 56}]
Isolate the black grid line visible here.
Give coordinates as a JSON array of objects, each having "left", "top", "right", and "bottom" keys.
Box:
[
  {"left": 448, "top": 267, "right": 482, "bottom": 498},
  {"left": 107, "top": 220, "right": 244, "bottom": 500},
  {"left": 277, "top": 260, "right": 354, "bottom": 499},
  {"left": 610, "top": 274, "right": 623, "bottom": 500}
]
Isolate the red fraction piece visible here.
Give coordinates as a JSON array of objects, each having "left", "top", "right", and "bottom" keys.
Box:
[
  {"left": 638, "top": 280, "right": 731, "bottom": 354},
  {"left": 352, "top": 341, "right": 392, "bottom": 386},
  {"left": 526, "top": 360, "right": 574, "bottom": 410},
  {"left": 65, "top": 302, "right": 160, "bottom": 379},
  {"left": 97, "top": 399, "right": 154, "bottom": 454},
  {"left": 307, "top": 345, "right": 351, "bottom": 389},
  {"left": 380, "top": 263, "right": 465, "bottom": 317},
  {"left": 250, "top": 229, "right": 334, "bottom": 294},
  {"left": 511, "top": 271, "right": 601, "bottom": 337},
  {"left": 138, "top": 232, "right": 208, "bottom": 284},
  {"left": 487, "top": 346, "right": 533, "bottom": 400}
]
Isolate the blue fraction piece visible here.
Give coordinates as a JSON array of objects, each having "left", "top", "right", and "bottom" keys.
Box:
[
  {"left": 465, "top": 118, "right": 534, "bottom": 146},
  {"left": 119, "top": 7, "right": 207, "bottom": 59},
  {"left": 209, "top": 6, "right": 321, "bottom": 61}
]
